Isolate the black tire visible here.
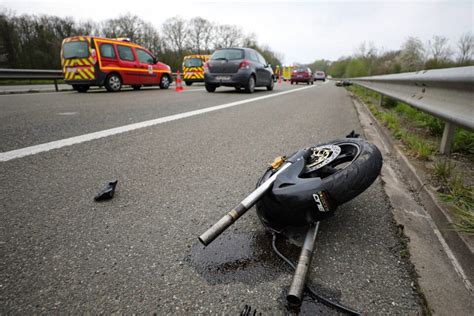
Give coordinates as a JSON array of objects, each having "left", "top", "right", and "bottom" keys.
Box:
[
  {"left": 309, "top": 138, "right": 382, "bottom": 205},
  {"left": 73, "top": 85, "right": 89, "bottom": 93},
  {"left": 255, "top": 138, "right": 382, "bottom": 230},
  {"left": 132, "top": 85, "right": 141, "bottom": 90},
  {"left": 205, "top": 84, "right": 216, "bottom": 92},
  {"left": 245, "top": 75, "right": 255, "bottom": 93},
  {"left": 290, "top": 81, "right": 293, "bottom": 85},
  {"left": 160, "top": 74, "right": 171, "bottom": 89},
  {"left": 267, "top": 77, "right": 274, "bottom": 91},
  {"left": 258, "top": 138, "right": 382, "bottom": 205},
  {"left": 105, "top": 73, "right": 122, "bottom": 92},
  {"left": 185, "top": 81, "right": 193, "bottom": 86},
  {"left": 307, "top": 81, "right": 310, "bottom": 85}
]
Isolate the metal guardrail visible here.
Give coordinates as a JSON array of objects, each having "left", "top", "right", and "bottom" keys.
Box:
[
  {"left": 351, "top": 66, "right": 474, "bottom": 154},
  {"left": 0, "top": 68, "right": 178, "bottom": 91},
  {"left": 0, "top": 68, "right": 64, "bottom": 91}
]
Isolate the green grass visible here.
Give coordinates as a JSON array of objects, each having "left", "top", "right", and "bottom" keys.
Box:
[
  {"left": 450, "top": 205, "right": 474, "bottom": 234},
  {"left": 434, "top": 159, "right": 454, "bottom": 179},
  {"left": 349, "top": 85, "right": 473, "bottom": 234},
  {"left": 453, "top": 129, "right": 474, "bottom": 154},
  {"left": 439, "top": 173, "right": 474, "bottom": 234}
]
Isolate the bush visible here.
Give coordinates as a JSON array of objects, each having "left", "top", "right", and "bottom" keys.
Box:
[
  {"left": 453, "top": 130, "right": 474, "bottom": 154},
  {"left": 382, "top": 97, "right": 398, "bottom": 108}
]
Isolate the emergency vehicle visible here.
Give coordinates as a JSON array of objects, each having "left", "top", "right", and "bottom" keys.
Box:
[
  {"left": 61, "top": 36, "right": 172, "bottom": 92},
  {"left": 182, "top": 54, "right": 210, "bottom": 86},
  {"left": 282, "top": 66, "right": 295, "bottom": 81}
]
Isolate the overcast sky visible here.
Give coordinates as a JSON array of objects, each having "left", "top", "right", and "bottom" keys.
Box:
[{"left": 1, "top": 0, "right": 473, "bottom": 64}]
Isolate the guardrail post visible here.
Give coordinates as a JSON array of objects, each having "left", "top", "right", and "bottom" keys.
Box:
[
  {"left": 54, "top": 79, "right": 58, "bottom": 92},
  {"left": 440, "top": 122, "right": 456, "bottom": 154},
  {"left": 379, "top": 94, "right": 384, "bottom": 106}
]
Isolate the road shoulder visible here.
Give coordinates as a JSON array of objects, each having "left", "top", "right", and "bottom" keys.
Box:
[{"left": 349, "top": 91, "right": 474, "bottom": 315}]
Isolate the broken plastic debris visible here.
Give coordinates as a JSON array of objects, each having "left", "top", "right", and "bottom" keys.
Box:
[
  {"left": 94, "top": 180, "right": 118, "bottom": 201},
  {"left": 346, "top": 130, "right": 360, "bottom": 138}
]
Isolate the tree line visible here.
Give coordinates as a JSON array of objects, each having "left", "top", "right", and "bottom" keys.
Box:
[
  {"left": 0, "top": 12, "right": 283, "bottom": 71},
  {"left": 307, "top": 34, "right": 473, "bottom": 78}
]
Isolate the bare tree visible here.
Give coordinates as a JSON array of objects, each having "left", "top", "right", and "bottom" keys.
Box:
[
  {"left": 162, "top": 16, "right": 188, "bottom": 54},
  {"left": 213, "top": 24, "right": 243, "bottom": 48},
  {"left": 187, "top": 17, "right": 212, "bottom": 54},
  {"left": 456, "top": 32, "right": 473, "bottom": 64},
  {"left": 140, "top": 21, "right": 162, "bottom": 55},
  {"left": 428, "top": 35, "right": 452, "bottom": 61},
  {"left": 400, "top": 37, "right": 425, "bottom": 71},
  {"left": 355, "top": 41, "right": 377, "bottom": 59}
]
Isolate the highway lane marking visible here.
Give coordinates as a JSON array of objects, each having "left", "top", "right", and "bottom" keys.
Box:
[
  {"left": 182, "top": 88, "right": 206, "bottom": 92},
  {"left": 0, "top": 85, "right": 316, "bottom": 162},
  {"left": 58, "top": 112, "right": 79, "bottom": 116}
]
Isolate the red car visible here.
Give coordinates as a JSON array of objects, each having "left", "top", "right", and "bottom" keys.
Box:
[
  {"left": 61, "top": 36, "right": 172, "bottom": 92},
  {"left": 291, "top": 67, "right": 314, "bottom": 85}
]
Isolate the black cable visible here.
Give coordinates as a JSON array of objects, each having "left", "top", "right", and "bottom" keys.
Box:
[{"left": 271, "top": 233, "right": 362, "bottom": 316}]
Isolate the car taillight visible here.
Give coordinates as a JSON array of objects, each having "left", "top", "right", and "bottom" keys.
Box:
[{"left": 239, "top": 60, "right": 250, "bottom": 70}]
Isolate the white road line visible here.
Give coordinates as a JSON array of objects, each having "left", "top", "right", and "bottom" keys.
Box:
[
  {"left": 0, "top": 85, "right": 315, "bottom": 162},
  {"left": 182, "top": 88, "right": 206, "bottom": 92}
]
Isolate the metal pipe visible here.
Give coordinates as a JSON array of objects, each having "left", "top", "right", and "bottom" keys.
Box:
[
  {"left": 287, "top": 222, "right": 320, "bottom": 307},
  {"left": 198, "top": 162, "right": 292, "bottom": 246}
]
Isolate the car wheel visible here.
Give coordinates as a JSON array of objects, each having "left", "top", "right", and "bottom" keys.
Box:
[
  {"left": 290, "top": 81, "right": 293, "bottom": 85},
  {"left": 205, "top": 84, "right": 216, "bottom": 92},
  {"left": 159, "top": 74, "right": 171, "bottom": 89},
  {"left": 245, "top": 75, "right": 255, "bottom": 93},
  {"left": 185, "top": 81, "right": 193, "bottom": 86},
  {"left": 105, "top": 74, "right": 122, "bottom": 92},
  {"left": 267, "top": 77, "right": 274, "bottom": 91},
  {"left": 132, "top": 85, "right": 141, "bottom": 90}
]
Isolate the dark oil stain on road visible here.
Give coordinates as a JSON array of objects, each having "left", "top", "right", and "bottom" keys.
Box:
[
  {"left": 187, "top": 231, "right": 284, "bottom": 285},
  {"left": 187, "top": 230, "right": 343, "bottom": 314}
]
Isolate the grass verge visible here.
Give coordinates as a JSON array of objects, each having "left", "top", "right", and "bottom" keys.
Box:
[{"left": 348, "top": 85, "right": 474, "bottom": 235}]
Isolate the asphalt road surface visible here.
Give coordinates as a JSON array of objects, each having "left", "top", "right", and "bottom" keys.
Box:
[{"left": 0, "top": 82, "right": 423, "bottom": 314}]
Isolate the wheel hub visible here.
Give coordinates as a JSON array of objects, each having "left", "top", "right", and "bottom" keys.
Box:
[{"left": 305, "top": 145, "right": 341, "bottom": 172}]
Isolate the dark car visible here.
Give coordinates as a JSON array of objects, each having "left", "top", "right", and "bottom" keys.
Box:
[
  {"left": 290, "top": 67, "right": 314, "bottom": 85},
  {"left": 204, "top": 48, "right": 274, "bottom": 93}
]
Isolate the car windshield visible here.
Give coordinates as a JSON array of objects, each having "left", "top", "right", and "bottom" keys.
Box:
[
  {"left": 211, "top": 49, "right": 243, "bottom": 60},
  {"left": 316, "top": 72, "right": 325, "bottom": 75},
  {"left": 63, "top": 41, "right": 89, "bottom": 59},
  {"left": 294, "top": 68, "right": 308, "bottom": 73},
  {"left": 184, "top": 58, "right": 203, "bottom": 67}
]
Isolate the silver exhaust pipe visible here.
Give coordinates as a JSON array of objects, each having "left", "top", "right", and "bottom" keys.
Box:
[
  {"left": 198, "top": 162, "right": 292, "bottom": 246},
  {"left": 287, "top": 222, "right": 320, "bottom": 307}
]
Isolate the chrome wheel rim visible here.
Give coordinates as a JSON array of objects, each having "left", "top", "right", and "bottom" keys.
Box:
[
  {"left": 161, "top": 76, "right": 169, "bottom": 87},
  {"left": 109, "top": 76, "right": 121, "bottom": 91}
]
